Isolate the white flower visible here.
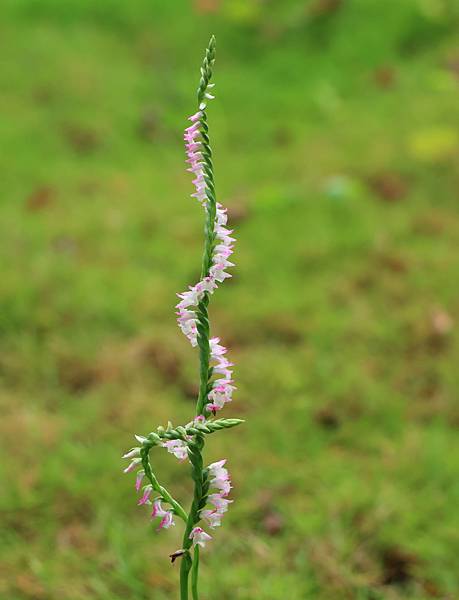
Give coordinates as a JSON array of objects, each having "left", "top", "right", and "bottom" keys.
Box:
[
  {"left": 189, "top": 526, "right": 212, "bottom": 547},
  {"left": 161, "top": 440, "right": 189, "bottom": 461},
  {"left": 151, "top": 499, "right": 175, "bottom": 530},
  {"left": 209, "top": 337, "right": 226, "bottom": 358},
  {"left": 123, "top": 457, "right": 141, "bottom": 473},
  {"left": 212, "top": 478, "right": 232, "bottom": 496},
  {"left": 122, "top": 447, "right": 141, "bottom": 459},
  {"left": 200, "top": 509, "right": 222, "bottom": 528},
  {"left": 208, "top": 459, "right": 227, "bottom": 479},
  {"left": 208, "top": 494, "right": 233, "bottom": 513}
]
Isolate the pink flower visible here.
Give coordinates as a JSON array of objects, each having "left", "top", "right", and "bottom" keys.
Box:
[
  {"left": 188, "top": 110, "right": 203, "bottom": 122},
  {"left": 138, "top": 485, "right": 153, "bottom": 506},
  {"left": 213, "top": 356, "right": 233, "bottom": 379},
  {"left": 186, "top": 415, "right": 207, "bottom": 428},
  {"left": 177, "top": 286, "right": 203, "bottom": 309},
  {"left": 151, "top": 498, "right": 166, "bottom": 518},
  {"left": 208, "top": 494, "right": 233, "bottom": 513},
  {"left": 213, "top": 479, "right": 232, "bottom": 496},
  {"left": 161, "top": 439, "right": 189, "bottom": 461},
  {"left": 209, "top": 337, "right": 226, "bottom": 358},
  {"left": 198, "top": 277, "right": 218, "bottom": 293},
  {"left": 215, "top": 225, "right": 235, "bottom": 245},
  {"left": 206, "top": 379, "right": 234, "bottom": 412},
  {"left": 212, "top": 380, "right": 236, "bottom": 395},
  {"left": 208, "top": 459, "right": 227, "bottom": 477},
  {"left": 199, "top": 461, "right": 233, "bottom": 530},
  {"left": 151, "top": 499, "right": 175, "bottom": 530},
  {"left": 209, "top": 263, "right": 233, "bottom": 283},
  {"left": 122, "top": 447, "right": 141, "bottom": 459},
  {"left": 135, "top": 470, "right": 145, "bottom": 492},
  {"left": 189, "top": 526, "right": 212, "bottom": 547},
  {"left": 184, "top": 122, "right": 200, "bottom": 140},
  {"left": 200, "top": 509, "right": 222, "bottom": 528},
  {"left": 158, "top": 511, "right": 175, "bottom": 530},
  {"left": 187, "top": 142, "right": 201, "bottom": 152},
  {"left": 177, "top": 309, "right": 198, "bottom": 346},
  {"left": 185, "top": 119, "right": 201, "bottom": 131},
  {"left": 208, "top": 460, "right": 232, "bottom": 496},
  {"left": 123, "top": 457, "right": 141, "bottom": 473},
  {"left": 216, "top": 203, "right": 227, "bottom": 225},
  {"left": 186, "top": 154, "right": 202, "bottom": 168},
  {"left": 206, "top": 388, "right": 227, "bottom": 408}
]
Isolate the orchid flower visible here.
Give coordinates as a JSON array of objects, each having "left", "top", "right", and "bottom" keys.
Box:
[
  {"left": 151, "top": 499, "right": 175, "bottom": 530},
  {"left": 122, "top": 36, "right": 243, "bottom": 600},
  {"left": 189, "top": 527, "right": 212, "bottom": 548}
]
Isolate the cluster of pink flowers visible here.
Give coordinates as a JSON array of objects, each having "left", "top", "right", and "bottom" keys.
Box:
[
  {"left": 197, "top": 459, "right": 232, "bottom": 541},
  {"left": 122, "top": 449, "right": 176, "bottom": 531},
  {"left": 122, "top": 446, "right": 233, "bottom": 546},
  {"left": 122, "top": 445, "right": 146, "bottom": 483},
  {"left": 177, "top": 105, "right": 236, "bottom": 415},
  {"left": 160, "top": 415, "right": 207, "bottom": 461},
  {"left": 206, "top": 337, "right": 235, "bottom": 413},
  {"left": 176, "top": 196, "right": 235, "bottom": 349},
  {"left": 177, "top": 204, "right": 234, "bottom": 290},
  {"left": 124, "top": 64, "right": 237, "bottom": 557}
]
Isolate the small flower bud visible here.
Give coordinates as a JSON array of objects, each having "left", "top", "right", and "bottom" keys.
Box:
[{"left": 122, "top": 447, "right": 141, "bottom": 459}]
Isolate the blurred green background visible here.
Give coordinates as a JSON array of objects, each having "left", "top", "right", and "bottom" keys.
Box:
[{"left": 1, "top": 1, "right": 459, "bottom": 598}]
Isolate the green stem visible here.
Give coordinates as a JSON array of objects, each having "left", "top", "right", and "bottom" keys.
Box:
[
  {"left": 191, "top": 546, "right": 200, "bottom": 600},
  {"left": 141, "top": 450, "right": 188, "bottom": 522},
  {"left": 180, "top": 551, "right": 193, "bottom": 600},
  {"left": 179, "top": 434, "right": 205, "bottom": 599}
]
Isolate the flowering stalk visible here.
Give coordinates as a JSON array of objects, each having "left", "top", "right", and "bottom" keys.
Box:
[{"left": 123, "top": 36, "right": 242, "bottom": 600}]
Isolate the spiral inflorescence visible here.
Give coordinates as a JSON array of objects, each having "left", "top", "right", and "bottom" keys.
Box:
[{"left": 123, "top": 36, "right": 243, "bottom": 600}]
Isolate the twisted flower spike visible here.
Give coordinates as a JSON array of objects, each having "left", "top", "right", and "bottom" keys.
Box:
[{"left": 123, "top": 36, "right": 243, "bottom": 600}]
